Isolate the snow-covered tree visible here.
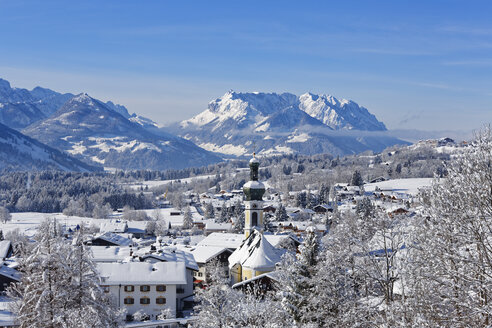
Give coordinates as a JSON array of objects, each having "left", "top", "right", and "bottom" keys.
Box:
[
  {"left": 64, "top": 227, "right": 124, "bottom": 327},
  {"left": 195, "top": 260, "right": 286, "bottom": 327},
  {"left": 92, "top": 203, "right": 112, "bottom": 219},
  {"left": 183, "top": 207, "right": 194, "bottom": 229},
  {"left": 145, "top": 220, "right": 156, "bottom": 236},
  {"left": 407, "top": 126, "right": 492, "bottom": 327},
  {"left": 8, "top": 219, "right": 123, "bottom": 328},
  {"left": 204, "top": 202, "right": 215, "bottom": 219},
  {"left": 0, "top": 206, "right": 12, "bottom": 223},
  {"left": 275, "top": 203, "right": 288, "bottom": 222},
  {"left": 232, "top": 213, "right": 244, "bottom": 234},
  {"left": 276, "top": 227, "right": 320, "bottom": 325},
  {"left": 351, "top": 170, "right": 364, "bottom": 186},
  {"left": 154, "top": 219, "right": 169, "bottom": 236}
]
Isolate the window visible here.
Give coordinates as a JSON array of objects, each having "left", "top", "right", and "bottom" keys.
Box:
[
  {"left": 177, "top": 287, "right": 185, "bottom": 294},
  {"left": 140, "top": 297, "right": 150, "bottom": 305},
  {"left": 140, "top": 285, "right": 150, "bottom": 292},
  {"left": 124, "top": 297, "right": 134, "bottom": 305},
  {"left": 252, "top": 212, "right": 258, "bottom": 226},
  {"left": 156, "top": 297, "right": 166, "bottom": 304},
  {"left": 156, "top": 285, "right": 166, "bottom": 292},
  {"left": 101, "top": 285, "right": 110, "bottom": 293},
  {"left": 124, "top": 285, "right": 134, "bottom": 292}
]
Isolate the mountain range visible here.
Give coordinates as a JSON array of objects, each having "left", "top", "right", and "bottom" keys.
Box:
[
  {"left": 0, "top": 78, "right": 220, "bottom": 171},
  {"left": 172, "top": 91, "right": 406, "bottom": 157},
  {"left": 0, "top": 78, "right": 409, "bottom": 171}
]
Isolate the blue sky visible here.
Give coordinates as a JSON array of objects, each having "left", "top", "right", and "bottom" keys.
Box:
[{"left": 0, "top": 0, "right": 491, "bottom": 131}]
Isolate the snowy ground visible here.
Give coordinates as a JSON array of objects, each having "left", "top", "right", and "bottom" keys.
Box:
[
  {"left": 3, "top": 207, "right": 199, "bottom": 237},
  {"left": 121, "top": 174, "right": 216, "bottom": 190},
  {"left": 364, "top": 178, "right": 435, "bottom": 196},
  {"left": 3, "top": 212, "right": 97, "bottom": 237},
  {"left": 0, "top": 296, "right": 15, "bottom": 326}
]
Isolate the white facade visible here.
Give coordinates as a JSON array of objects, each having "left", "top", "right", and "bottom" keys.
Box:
[
  {"left": 97, "top": 262, "right": 188, "bottom": 320},
  {"left": 105, "top": 283, "right": 178, "bottom": 320}
]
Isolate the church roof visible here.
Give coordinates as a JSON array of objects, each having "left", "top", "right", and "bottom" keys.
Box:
[
  {"left": 249, "top": 157, "right": 259, "bottom": 164},
  {"left": 228, "top": 229, "right": 284, "bottom": 271}
]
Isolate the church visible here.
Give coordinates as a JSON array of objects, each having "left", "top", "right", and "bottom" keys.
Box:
[{"left": 228, "top": 155, "right": 283, "bottom": 285}]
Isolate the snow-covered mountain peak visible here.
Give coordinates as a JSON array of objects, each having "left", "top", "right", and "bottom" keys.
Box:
[
  {"left": 298, "top": 92, "right": 386, "bottom": 131},
  {"left": 71, "top": 93, "right": 94, "bottom": 105}
]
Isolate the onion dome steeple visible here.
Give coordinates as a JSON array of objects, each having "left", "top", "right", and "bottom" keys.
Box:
[{"left": 243, "top": 153, "right": 265, "bottom": 201}]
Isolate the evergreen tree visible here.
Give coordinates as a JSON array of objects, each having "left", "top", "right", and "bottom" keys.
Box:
[
  {"left": 8, "top": 219, "right": 123, "bottom": 328},
  {"left": 204, "top": 203, "right": 215, "bottom": 219},
  {"left": 232, "top": 212, "right": 245, "bottom": 234},
  {"left": 276, "top": 227, "right": 320, "bottom": 324},
  {"left": 350, "top": 170, "right": 364, "bottom": 186},
  {"left": 183, "top": 207, "right": 194, "bottom": 229},
  {"left": 275, "top": 204, "right": 288, "bottom": 222}
]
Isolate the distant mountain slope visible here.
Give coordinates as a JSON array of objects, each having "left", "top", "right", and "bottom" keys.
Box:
[
  {"left": 0, "top": 122, "right": 100, "bottom": 172},
  {"left": 173, "top": 91, "right": 405, "bottom": 157},
  {"left": 0, "top": 78, "right": 156, "bottom": 129},
  {"left": 23, "top": 93, "right": 221, "bottom": 170}
]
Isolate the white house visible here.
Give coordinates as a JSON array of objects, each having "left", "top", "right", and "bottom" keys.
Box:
[{"left": 97, "top": 262, "right": 188, "bottom": 321}]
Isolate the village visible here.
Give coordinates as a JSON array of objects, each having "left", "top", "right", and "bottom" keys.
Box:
[{"left": 0, "top": 154, "right": 433, "bottom": 328}]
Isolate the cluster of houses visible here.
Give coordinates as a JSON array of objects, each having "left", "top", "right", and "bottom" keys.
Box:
[{"left": 0, "top": 154, "right": 424, "bottom": 327}]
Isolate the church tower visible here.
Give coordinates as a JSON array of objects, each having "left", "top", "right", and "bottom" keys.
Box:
[{"left": 242, "top": 154, "right": 265, "bottom": 239}]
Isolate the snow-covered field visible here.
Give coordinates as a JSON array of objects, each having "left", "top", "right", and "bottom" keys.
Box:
[
  {"left": 364, "top": 178, "right": 435, "bottom": 196},
  {"left": 2, "top": 206, "right": 203, "bottom": 237},
  {"left": 122, "top": 174, "right": 216, "bottom": 190}
]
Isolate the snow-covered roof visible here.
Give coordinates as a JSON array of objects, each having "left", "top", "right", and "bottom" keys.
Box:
[
  {"left": 262, "top": 234, "right": 300, "bottom": 248},
  {"left": 89, "top": 246, "right": 132, "bottom": 263},
  {"left": 188, "top": 246, "right": 230, "bottom": 264},
  {"left": 197, "top": 232, "right": 295, "bottom": 250},
  {"left": 277, "top": 221, "right": 326, "bottom": 232},
  {"left": 205, "top": 222, "right": 232, "bottom": 231},
  {"left": 97, "top": 262, "right": 187, "bottom": 285},
  {"left": 0, "top": 263, "right": 20, "bottom": 282},
  {"left": 243, "top": 180, "right": 265, "bottom": 189},
  {"left": 93, "top": 232, "right": 133, "bottom": 246},
  {"left": 197, "top": 232, "right": 244, "bottom": 249},
  {"left": 99, "top": 220, "right": 127, "bottom": 233},
  {"left": 127, "top": 221, "right": 147, "bottom": 232},
  {"left": 135, "top": 246, "right": 199, "bottom": 271},
  {"left": 0, "top": 241, "right": 11, "bottom": 259},
  {"left": 228, "top": 230, "right": 284, "bottom": 271}
]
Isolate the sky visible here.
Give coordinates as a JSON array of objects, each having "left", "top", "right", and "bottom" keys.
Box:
[{"left": 0, "top": 0, "right": 491, "bottom": 131}]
